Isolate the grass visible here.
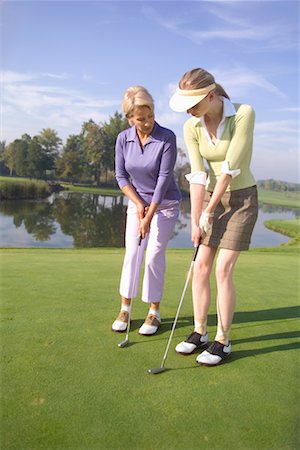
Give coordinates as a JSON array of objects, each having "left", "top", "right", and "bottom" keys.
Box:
[
  {"left": 258, "top": 188, "right": 300, "bottom": 209},
  {"left": 61, "top": 182, "right": 121, "bottom": 196},
  {"left": 264, "top": 218, "right": 300, "bottom": 246},
  {"left": 1, "top": 247, "right": 299, "bottom": 450}
]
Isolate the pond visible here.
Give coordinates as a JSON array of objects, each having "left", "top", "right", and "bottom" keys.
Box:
[{"left": 0, "top": 192, "right": 298, "bottom": 249}]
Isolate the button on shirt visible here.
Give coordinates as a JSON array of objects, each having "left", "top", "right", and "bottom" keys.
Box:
[{"left": 115, "top": 122, "right": 181, "bottom": 205}]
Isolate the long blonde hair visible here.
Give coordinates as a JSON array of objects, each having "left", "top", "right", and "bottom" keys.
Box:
[{"left": 179, "top": 68, "right": 230, "bottom": 99}]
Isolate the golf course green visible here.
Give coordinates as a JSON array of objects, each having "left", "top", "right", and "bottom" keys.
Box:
[{"left": 1, "top": 240, "right": 299, "bottom": 449}]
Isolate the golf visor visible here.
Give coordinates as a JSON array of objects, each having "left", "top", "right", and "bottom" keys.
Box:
[{"left": 169, "top": 83, "right": 216, "bottom": 112}]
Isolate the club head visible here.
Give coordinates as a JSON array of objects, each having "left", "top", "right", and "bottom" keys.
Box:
[
  {"left": 147, "top": 367, "right": 166, "bottom": 375},
  {"left": 118, "top": 339, "right": 129, "bottom": 348}
]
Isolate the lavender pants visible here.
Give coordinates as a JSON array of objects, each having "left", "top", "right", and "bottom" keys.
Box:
[{"left": 119, "top": 199, "right": 180, "bottom": 303}]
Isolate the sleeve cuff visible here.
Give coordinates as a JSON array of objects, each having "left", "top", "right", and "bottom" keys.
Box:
[
  {"left": 221, "top": 161, "right": 241, "bottom": 179},
  {"left": 185, "top": 171, "right": 207, "bottom": 185}
]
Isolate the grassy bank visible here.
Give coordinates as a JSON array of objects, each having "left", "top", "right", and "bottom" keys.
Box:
[
  {"left": 258, "top": 188, "right": 300, "bottom": 208},
  {"left": 1, "top": 247, "right": 299, "bottom": 450},
  {"left": 0, "top": 177, "right": 50, "bottom": 200},
  {"left": 264, "top": 218, "right": 300, "bottom": 246},
  {"left": 61, "top": 182, "right": 121, "bottom": 196}
]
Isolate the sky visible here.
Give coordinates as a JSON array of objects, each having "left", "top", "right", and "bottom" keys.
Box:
[{"left": 1, "top": 0, "right": 299, "bottom": 183}]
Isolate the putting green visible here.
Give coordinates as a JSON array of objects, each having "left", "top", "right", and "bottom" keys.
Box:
[{"left": 1, "top": 248, "right": 299, "bottom": 450}]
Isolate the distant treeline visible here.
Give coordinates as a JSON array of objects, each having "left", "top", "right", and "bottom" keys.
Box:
[
  {"left": 257, "top": 179, "right": 300, "bottom": 192},
  {"left": 0, "top": 112, "right": 129, "bottom": 186}
]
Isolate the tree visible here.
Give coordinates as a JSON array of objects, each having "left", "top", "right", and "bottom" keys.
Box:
[
  {"left": 37, "top": 128, "right": 62, "bottom": 177},
  {"left": 174, "top": 147, "right": 190, "bottom": 191},
  {"left": 101, "top": 112, "right": 128, "bottom": 182},
  {"left": 57, "top": 134, "right": 85, "bottom": 182},
  {"left": 81, "top": 120, "right": 104, "bottom": 186},
  {"left": 27, "top": 136, "right": 45, "bottom": 179},
  {"left": 14, "top": 139, "right": 29, "bottom": 176},
  {"left": 0, "top": 141, "right": 9, "bottom": 175},
  {"left": 3, "top": 139, "right": 29, "bottom": 176}
]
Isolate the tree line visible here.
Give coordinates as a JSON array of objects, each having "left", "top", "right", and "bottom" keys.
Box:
[
  {"left": 0, "top": 112, "right": 129, "bottom": 186},
  {"left": 0, "top": 112, "right": 189, "bottom": 189},
  {"left": 0, "top": 112, "right": 190, "bottom": 191},
  {"left": 257, "top": 179, "right": 300, "bottom": 192}
]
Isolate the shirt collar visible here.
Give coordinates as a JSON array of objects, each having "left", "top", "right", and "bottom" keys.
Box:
[
  {"left": 196, "top": 96, "right": 236, "bottom": 125},
  {"left": 222, "top": 97, "right": 236, "bottom": 118},
  {"left": 126, "top": 121, "right": 161, "bottom": 143}
]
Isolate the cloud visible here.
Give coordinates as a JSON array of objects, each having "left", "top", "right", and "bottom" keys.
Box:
[
  {"left": 168, "top": 66, "right": 287, "bottom": 100},
  {"left": 1, "top": 70, "right": 70, "bottom": 83},
  {"left": 1, "top": 70, "right": 120, "bottom": 142},
  {"left": 142, "top": 3, "right": 297, "bottom": 51}
]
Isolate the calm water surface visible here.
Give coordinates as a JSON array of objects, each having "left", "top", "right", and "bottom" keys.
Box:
[{"left": 0, "top": 192, "right": 297, "bottom": 248}]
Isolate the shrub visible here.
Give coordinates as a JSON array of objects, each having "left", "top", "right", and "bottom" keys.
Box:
[{"left": 0, "top": 180, "right": 51, "bottom": 200}]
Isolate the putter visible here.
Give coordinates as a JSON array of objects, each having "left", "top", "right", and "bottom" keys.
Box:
[
  {"left": 118, "top": 236, "right": 142, "bottom": 348},
  {"left": 148, "top": 243, "right": 200, "bottom": 374}
]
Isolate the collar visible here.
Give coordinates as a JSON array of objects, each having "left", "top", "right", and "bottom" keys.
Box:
[
  {"left": 196, "top": 97, "right": 236, "bottom": 125},
  {"left": 126, "top": 121, "right": 161, "bottom": 144}
]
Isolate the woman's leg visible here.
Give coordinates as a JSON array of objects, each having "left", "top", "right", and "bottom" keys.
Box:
[
  {"left": 214, "top": 248, "right": 240, "bottom": 345},
  {"left": 142, "top": 205, "right": 179, "bottom": 305},
  {"left": 196, "top": 248, "right": 240, "bottom": 364},
  {"left": 119, "top": 202, "right": 147, "bottom": 300},
  {"left": 139, "top": 203, "right": 179, "bottom": 335},
  {"left": 192, "top": 244, "right": 217, "bottom": 335},
  {"left": 112, "top": 202, "right": 147, "bottom": 332},
  {"left": 175, "top": 244, "right": 217, "bottom": 354}
]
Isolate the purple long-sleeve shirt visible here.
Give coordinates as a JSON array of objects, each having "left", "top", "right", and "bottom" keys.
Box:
[{"left": 115, "top": 121, "right": 181, "bottom": 205}]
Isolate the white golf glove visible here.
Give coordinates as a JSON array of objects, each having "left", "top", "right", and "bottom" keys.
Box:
[{"left": 199, "top": 211, "right": 214, "bottom": 234}]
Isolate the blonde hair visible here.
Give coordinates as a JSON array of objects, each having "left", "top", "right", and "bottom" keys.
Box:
[
  {"left": 179, "top": 68, "right": 230, "bottom": 100},
  {"left": 122, "top": 86, "right": 154, "bottom": 125}
]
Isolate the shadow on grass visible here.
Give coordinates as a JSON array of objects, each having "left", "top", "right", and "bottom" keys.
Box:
[
  {"left": 130, "top": 306, "right": 300, "bottom": 365},
  {"left": 233, "top": 305, "right": 300, "bottom": 326},
  {"left": 231, "top": 340, "right": 300, "bottom": 362},
  {"left": 131, "top": 305, "right": 299, "bottom": 335}
]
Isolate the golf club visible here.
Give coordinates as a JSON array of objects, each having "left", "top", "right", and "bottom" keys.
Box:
[
  {"left": 148, "top": 243, "right": 200, "bottom": 374},
  {"left": 118, "top": 236, "right": 142, "bottom": 348}
]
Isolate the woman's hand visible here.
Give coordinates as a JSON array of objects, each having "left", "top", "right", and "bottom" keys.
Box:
[
  {"left": 199, "top": 211, "right": 214, "bottom": 234},
  {"left": 191, "top": 223, "right": 201, "bottom": 247},
  {"left": 138, "top": 216, "right": 151, "bottom": 239},
  {"left": 136, "top": 202, "right": 146, "bottom": 222},
  {"left": 137, "top": 202, "right": 157, "bottom": 239}
]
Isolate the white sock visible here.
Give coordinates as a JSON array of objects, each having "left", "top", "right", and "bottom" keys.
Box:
[
  {"left": 121, "top": 304, "right": 131, "bottom": 313},
  {"left": 149, "top": 308, "right": 160, "bottom": 321}
]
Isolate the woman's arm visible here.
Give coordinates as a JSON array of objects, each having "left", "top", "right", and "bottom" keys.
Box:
[
  {"left": 121, "top": 185, "right": 146, "bottom": 222},
  {"left": 205, "top": 173, "right": 232, "bottom": 215},
  {"left": 151, "top": 133, "right": 178, "bottom": 204},
  {"left": 115, "top": 133, "right": 146, "bottom": 222},
  {"left": 190, "top": 183, "right": 206, "bottom": 246}
]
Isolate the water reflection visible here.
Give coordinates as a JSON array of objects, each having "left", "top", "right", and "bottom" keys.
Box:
[{"left": 0, "top": 192, "right": 298, "bottom": 248}]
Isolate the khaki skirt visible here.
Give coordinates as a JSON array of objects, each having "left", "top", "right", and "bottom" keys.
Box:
[{"left": 201, "top": 185, "right": 258, "bottom": 251}]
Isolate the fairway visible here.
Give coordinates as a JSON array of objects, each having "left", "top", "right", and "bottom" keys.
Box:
[{"left": 1, "top": 248, "right": 299, "bottom": 450}]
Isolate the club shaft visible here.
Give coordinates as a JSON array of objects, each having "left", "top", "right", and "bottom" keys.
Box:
[
  {"left": 160, "top": 259, "right": 195, "bottom": 368},
  {"left": 123, "top": 237, "right": 142, "bottom": 342}
]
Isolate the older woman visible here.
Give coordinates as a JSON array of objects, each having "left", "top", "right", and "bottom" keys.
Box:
[
  {"left": 112, "top": 86, "right": 181, "bottom": 335},
  {"left": 169, "top": 68, "right": 258, "bottom": 365}
]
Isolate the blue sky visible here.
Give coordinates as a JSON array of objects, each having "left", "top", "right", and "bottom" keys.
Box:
[{"left": 1, "top": 0, "right": 299, "bottom": 182}]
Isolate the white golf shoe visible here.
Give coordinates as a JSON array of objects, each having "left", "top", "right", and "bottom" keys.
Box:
[
  {"left": 139, "top": 314, "right": 161, "bottom": 335},
  {"left": 196, "top": 341, "right": 232, "bottom": 366},
  {"left": 175, "top": 331, "right": 209, "bottom": 355},
  {"left": 111, "top": 310, "right": 129, "bottom": 332}
]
